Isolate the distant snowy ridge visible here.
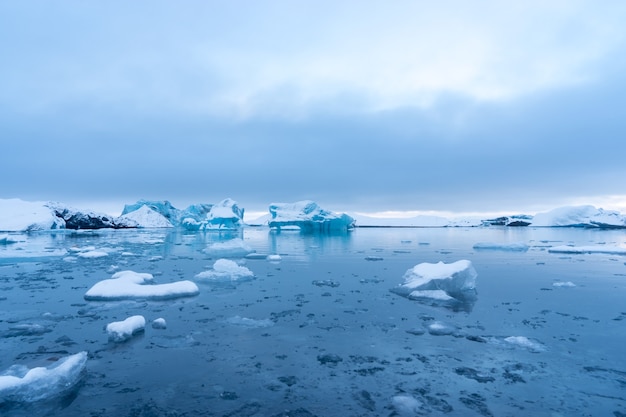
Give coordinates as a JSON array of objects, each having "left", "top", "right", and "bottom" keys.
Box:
[{"left": 530, "top": 205, "right": 626, "bottom": 228}]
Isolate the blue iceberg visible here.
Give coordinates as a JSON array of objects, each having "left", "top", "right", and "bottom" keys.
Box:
[{"left": 268, "top": 200, "right": 355, "bottom": 233}]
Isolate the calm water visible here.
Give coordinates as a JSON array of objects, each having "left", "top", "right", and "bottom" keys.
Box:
[{"left": 0, "top": 227, "right": 625, "bottom": 416}]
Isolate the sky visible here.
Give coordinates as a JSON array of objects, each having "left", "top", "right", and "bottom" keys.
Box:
[{"left": 2, "top": 1, "right": 626, "bottom": 217}]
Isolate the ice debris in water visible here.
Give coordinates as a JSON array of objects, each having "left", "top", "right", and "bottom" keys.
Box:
[
  {"left": 268, "top": 200, "right": 355, "bottom": 232},
  {"left": 0, "top": 351, "right": 87, "bottom": 403},
  {"left": 548, "top": 245, "right": 626, "bottom": 255},
  {"left": 391, "top": 260, "right": 477, "bottom": 302},
  {"left": 194, "top": 259, "right": 254, "bottom": 281},
  {"left": 203, "top": 238, "right": 255, "bottom": 258},
  {"left": 473, "top": 242, "right": 529, "bottom": 251},
  {"left": 504, "top": 336, "right": 545, "bottom": 352},
  {"left": 266, "top": 254, "right": 282, "bottom": 262},
  {"left": 106, "top": 315, "right": 146, "bottom": 342},
  {"left": 225, "top": 316, "right": 274, "bottom": 328},
  {"left": 0, "top": 234, "right": 19, "bottom": 244},
  {"left": 392, "top": 394, "right": 422, "bottom": 415},
  {"left": 152, "top": 318, "right": 167, "bottom": 329},
  {"left": 84, "top": 270, "right": 199, "bottom": 301},
  {"left": 553, "top": 281, "right": 576, "bottom": 287}
]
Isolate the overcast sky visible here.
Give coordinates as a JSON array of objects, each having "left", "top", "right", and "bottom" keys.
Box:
[{"left": 2, "top": 1, "right": 626, "bottom": 216}]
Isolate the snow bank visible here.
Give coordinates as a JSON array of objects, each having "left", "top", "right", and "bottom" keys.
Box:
[
  {"left": 548, "top": 245, "right": 626, "bottom": 255},
  {"left": 531, "top": 205, "right": 626, "bottom": 228},
  {"left": 84, "top": 270, "right": 199, "bottom": 301},
  {"left": 391, "top": 260, "right": 477, "bottom": 302},
  {"left": 195, "top": 259, "right": 254, "bottom": 281},
  {"left": 268, "top": 200, "right": 355, "bottom": 232},
  {"left": 106, "top": 315, "right": 146, "bottom": 342},
  {"left": 0, "top": 351, "right": 87, "bottom": 402},
  {"left": 203, "top": 238, "right": 255, "bottom": 258}
]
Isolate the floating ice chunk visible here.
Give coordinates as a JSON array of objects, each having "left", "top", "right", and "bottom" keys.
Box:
[
  {"left": 203, "top": 238, "right": 255, "bottom": 258},
  {"left": 553, "top": 281, "right": 576, "bottom": 287},
  {"left": 266, "top": 254, "right": 282, "bottom": 262},
  {"left": 77, "top": 250, "right": 109, "bottom": 258},
  {"left": 531, "top": 205, "right": 626, "bottom": 228},
  {"left": 392, "top": 260, "right": 477, "bottom": 301},
  {"left": 121, "top": 200, "right": 180, "bottom": 223},
  {"left": 473, "top": 242, "right": 529, "bottom": 251},
  {"left": 0, "top": 351, "right": 87, "bottom": 403},
  {"left": 408, "top": 290, "right": 455, "bottom": 301},
  {"left": 84, "top": 270, "right": 199, "bottom": 301},
  {"left": 504, "top": 336, "right": 545, "bottom": 352},
  {"left": 427, "top": 321, "right": 456, "bottom": 336},
  {"left": 116, "top": 205, "right": 174, "bottom": 228},
  {"left": 548, "top": 245, "right": 626, "bottom": 255},
  {"left": 0, "top": 234, "right": 18, "bottom": 245},
  {"left": 268, "top": 200, "right": 355, "bottom": 232},
  {"left": 106, "top": 315, "right": 146, "bottom": 342},
  {"left": 392, "top": 394, "right": 422, "bottom": 415},
  {"left": 194, "top": 259, "right": 254, "bottom": 281},
  {"left": 152, "top": 318, "right": 167, "bottom": 329},
  {"left": 225, "top": 316, "right": 274, "bottom": 328}
]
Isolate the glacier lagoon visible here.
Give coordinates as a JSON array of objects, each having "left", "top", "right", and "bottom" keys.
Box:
[{"left": 0, "top": 226, "right": 625, "bottom": 416}]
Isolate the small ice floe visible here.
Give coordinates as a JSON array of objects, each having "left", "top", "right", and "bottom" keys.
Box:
[
  {"left": 503, "top": 336, "right": 545, "bottom": 352},
  {"left": 553, "top": 281, "right": 576, "bottom": 287},
  {"left": 365, "top": 256, "right": 384, "bottom": 261},
  {"left": 472, "top": 242, "right": 529, "bottom": 252},
  {"left": 266, "top": 254, "right": 282, "bottom": 262},
  {"left": 391, "top": 260, "right": 477, "bottom": 311},
  {"left": 225, "top": 316, "right": 274, "bottom": 328},
  {"left": 106, "top": 315, "right": 146, "bottom": 342},
  {"left": 194, "top": 259, "right": 254, "bottom": 281},
  {"left": 203, "top": 238, "right": 255, "bottom": 258},
  {"left": 77, "top": 250, "right": 109, "bottom": 258},
  {"left": 84, "top": 270, "right": 199, "bottom": 301},
  {"left": 427, "top": 321, "right": 457, "bottom": 336},
  {"left": 392, "top": 394, "right": 422, "bottom": 415},
  {"left": 0, "top": 351, "right": 88, "bottom": 403},
  {"left": 548, "top": 245, "right": 626, "bottom": 255},
  {"left": 152, "top": 318, "right": 167, "bottom": 329}
]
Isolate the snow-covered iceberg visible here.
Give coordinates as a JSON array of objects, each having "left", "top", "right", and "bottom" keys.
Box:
[
  {"left": 391, "top": 260, "right": 477, "bottom": 310},
  {"left": 530, "top": 205, "right": 626, "bottom": 228},
  {"left": 121, "top": 198, "right": 245, "bottom": 230},
  {"left": 481, "top": 215, "right": 533, "bottom": 227},
  {"left": 116, "top": 205, "right": 174, "bottom": 228},
  {"left": 84, "top": 270, "right": 199, "bottom": 301},
  {"left": 0, "top": 351, "right": 87, "bottom": 403},
  {"left": 268, "top": 201, "right": 355, "bottom": 232},
  {"left": 46, "top": 202, "right": 123, "bottom": 229},
  {"left": 0, "top": 199, "right": 65, "bottom": 232}
]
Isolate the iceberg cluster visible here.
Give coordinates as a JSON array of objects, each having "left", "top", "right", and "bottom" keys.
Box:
[
  {"left": 84, "top": 270, "right": 199, "bottom": 301},
  {"left": 0, "top": 352, "right": 88, "bottom": 403},
  {"left": 268, "top": 200, "right": 355, "bottom": 232},
  {"left": 391, "top": 260, "right": 477, "bottom": 308}
]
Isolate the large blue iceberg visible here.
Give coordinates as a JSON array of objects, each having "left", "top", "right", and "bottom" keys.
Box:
[{"left": 268, "top": 200, "right": 355, "bottom": 232}]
